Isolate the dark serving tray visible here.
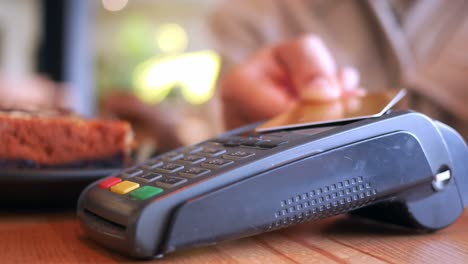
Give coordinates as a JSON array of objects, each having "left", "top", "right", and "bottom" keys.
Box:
[{"left": 0, "top": 168, "right": 119, "bottom": 208}]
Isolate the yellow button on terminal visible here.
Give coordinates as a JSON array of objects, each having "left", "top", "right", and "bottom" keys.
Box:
[{"left": 110, "top": 180, "right": 140, "bottom": 195}]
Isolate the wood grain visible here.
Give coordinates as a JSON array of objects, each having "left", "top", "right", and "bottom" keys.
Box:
[{"left": 1, "top": 210, "right": 468, "bottom": 264}]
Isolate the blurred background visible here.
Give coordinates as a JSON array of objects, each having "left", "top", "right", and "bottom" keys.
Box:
[{"left": 0, "top": 0, "right": 223, "bottom": 147}]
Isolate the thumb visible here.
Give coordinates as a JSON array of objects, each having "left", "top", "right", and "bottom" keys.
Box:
[{"left": 275, "top": 35, "right": 341, "bottom": 102}]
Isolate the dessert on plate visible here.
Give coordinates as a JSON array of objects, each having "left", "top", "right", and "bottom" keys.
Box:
[{"left": 0, "top": 109, "right": 134, "bottom": 169}]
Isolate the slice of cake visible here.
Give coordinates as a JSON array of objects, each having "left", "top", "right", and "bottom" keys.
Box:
[{"left": 0, "top": 109, "right": 134, "bottom": 169}]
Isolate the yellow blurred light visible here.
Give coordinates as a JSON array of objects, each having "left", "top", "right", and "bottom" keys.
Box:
[
  {"left": 102, "top": 0, "right": 128, "bottom": 11},
  {"left": 156, "top": 24, "right": 188, "bottom": 53},
  {"left": 133, "top": 50, "right": 221, "bottom": 105}
]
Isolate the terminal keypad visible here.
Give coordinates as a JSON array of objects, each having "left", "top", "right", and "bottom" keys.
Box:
[{"left": 97, "top": 133, "right": 289, "bottom": 201}]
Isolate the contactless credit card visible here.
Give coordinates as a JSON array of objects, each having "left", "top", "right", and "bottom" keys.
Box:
[{"left": 256, "top": 89, "right": 406, "bottom": 132}]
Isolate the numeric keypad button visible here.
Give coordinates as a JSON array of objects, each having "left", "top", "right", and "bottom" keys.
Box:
[
  {"left": 141, "top": 160, "right": 163, "bottom": 170},
  {"left": 240, "top": 137, "right": 261, "bottom": 147},
  {"left": 135, "top": 172, "right": 162, "bottom": 183},
  {"left": 163, "top": 152, "right": 184, "bottom": 161},
  {"left": 213, "top": 137, "right": 243, "bottom": 147},
  {"left": 223, "top": 151, "right": 255, "bottom": 160},
  {"left": 201, "top": 147, "right": 226, "bottom": 157},
  {"left": 155, "top": 176, "right": 187, "bottom": 188},
  {"left": 121, "top": 168, "right": 144, "bottom": 179},
  {"left": 201, "top": 158, "right": 234, "bottom": 169},
  {"left": 179, "top": 167, "right": 211, "bottom": 178},
  {"left": 178, "top": 155, "right": 206, "bottom": 165},
  {"left": 256, "top": 139, "right": 288, "bottom": 148},
  {"left": 185, "top": 145, "right": 203, "bottom": 154},
  {"left": 155, "top": 163, "right": 184, "bottom": 173}
]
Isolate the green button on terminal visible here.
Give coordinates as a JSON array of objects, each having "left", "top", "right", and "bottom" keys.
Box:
[{"left": 130, "top": 186, "right": 164, "bottom": 200}]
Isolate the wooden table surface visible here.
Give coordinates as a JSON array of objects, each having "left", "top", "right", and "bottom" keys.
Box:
[{"left": 1, "top": 209, "right": 468, "bottom": 264}]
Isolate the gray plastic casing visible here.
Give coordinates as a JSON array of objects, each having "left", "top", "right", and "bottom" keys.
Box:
[{"left": 77, "top": 111, "right": 468, "bottom": 258}]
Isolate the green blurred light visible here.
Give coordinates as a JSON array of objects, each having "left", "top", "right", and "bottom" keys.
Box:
[
  {"left": 118, "top": 16, "right": 153, "bottom": 59},
  {"left": 133, "top": 50, "right": 221, "bottom": 105}
]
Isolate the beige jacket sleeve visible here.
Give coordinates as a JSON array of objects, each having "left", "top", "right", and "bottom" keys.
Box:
[{"left": 210, "top": 0, "right": 468, "bottom": 138}]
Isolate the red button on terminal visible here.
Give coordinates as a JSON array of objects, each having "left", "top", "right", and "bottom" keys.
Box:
[{"left": 99, "top": 176, "right": 122, "bottom": 189}]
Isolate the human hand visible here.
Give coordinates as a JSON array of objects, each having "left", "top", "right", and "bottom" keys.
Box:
[
  {"left": 101, "top": 91, "right": 183, "bottom": 153},
  {"left": 220, "top": 35, "right": 364, "bottom": 130}
]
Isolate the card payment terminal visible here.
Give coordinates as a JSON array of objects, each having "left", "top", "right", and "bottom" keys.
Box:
[{"left": 77, "top": 95, "right": 468, "bottom": 259}]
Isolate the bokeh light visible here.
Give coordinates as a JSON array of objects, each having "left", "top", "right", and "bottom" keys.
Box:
[
  {"left": 155, "top": 23, "right": 188, "bottom": 53},
  {"left": 102, "top": 0, "right": 128, "bottom": 12},
  {"left": 133, "top": 50, "right": 221, "bottom": 105},
  {"left": 117, "top": 16, "right": 153, "bottom": 59}
]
